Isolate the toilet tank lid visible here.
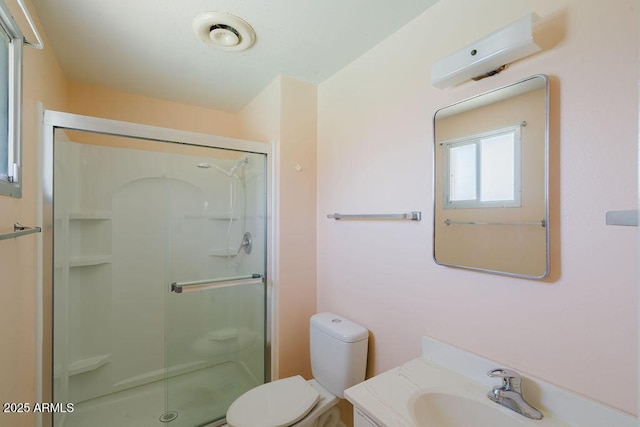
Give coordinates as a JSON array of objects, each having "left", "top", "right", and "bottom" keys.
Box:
[{"left": 311, "top": 313, "right": 368, "bottom": 343}]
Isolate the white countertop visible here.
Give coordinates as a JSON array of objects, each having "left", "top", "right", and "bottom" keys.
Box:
[
  {"left": 346, "top": 356, "right": 570, "bottom": 426},
  {"left": 344, "top": 336, "right": 637, "bottom": 427}
]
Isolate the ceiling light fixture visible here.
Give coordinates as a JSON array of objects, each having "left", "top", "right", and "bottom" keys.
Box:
[{"left": 193, "top": 11, "right": 255, "bottom": 52}]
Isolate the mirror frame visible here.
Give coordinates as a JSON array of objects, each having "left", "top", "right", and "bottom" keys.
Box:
[{"left": 432, "top": 74, "right": 550, "bottom": 279}]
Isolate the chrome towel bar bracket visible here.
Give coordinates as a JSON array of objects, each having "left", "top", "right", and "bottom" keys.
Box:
[{"left": 0, "top": 223, "right": 42, "bottom": 241}]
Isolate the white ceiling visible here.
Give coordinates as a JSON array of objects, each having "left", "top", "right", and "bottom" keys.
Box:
[{"left": 29, "top": 0, "right": 439, "bottom": 112}]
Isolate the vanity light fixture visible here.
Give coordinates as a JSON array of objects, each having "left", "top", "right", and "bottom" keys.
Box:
[{"left": 431, "top": 13, "right": 541, "bottom": 88}]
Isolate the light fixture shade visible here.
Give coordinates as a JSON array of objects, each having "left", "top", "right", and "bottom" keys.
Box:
[{"left": 431, "top": 13, "right": 541, "bottom": 88}]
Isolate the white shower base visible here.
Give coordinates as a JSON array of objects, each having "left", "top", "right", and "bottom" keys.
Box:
[{"left": 59, "top": 361, "right": 258, "bottom": 427}]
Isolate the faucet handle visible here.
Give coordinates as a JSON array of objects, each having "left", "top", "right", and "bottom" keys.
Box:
[
  {"left": 488, "top": 368, "right": 522, "bottom": 391},
  {"left": 488, "top": 368, "right": 521, "bottom": 379}
]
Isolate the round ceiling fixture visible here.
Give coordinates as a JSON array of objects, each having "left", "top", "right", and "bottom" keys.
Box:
[{"left": 193, "top": 11, "right": 256, "bottom": 52}]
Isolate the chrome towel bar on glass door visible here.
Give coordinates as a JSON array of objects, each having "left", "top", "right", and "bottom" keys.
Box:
[
  {"left": 171, "top": 273, "right": 264, "bottom": 294},
  {"left": 0, "top": 223, "right": 42, "bottom": 241},
  {"left": 327, "top": 212, "right": 422, "bottom": 221}
]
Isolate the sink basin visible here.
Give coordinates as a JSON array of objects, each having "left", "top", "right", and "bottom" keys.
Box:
[
  {"left": 345, "top": 346, "right": 635, "bottom": 427},
  {"left": 409, "top": 392, "right": 533, "bottom": 426}
]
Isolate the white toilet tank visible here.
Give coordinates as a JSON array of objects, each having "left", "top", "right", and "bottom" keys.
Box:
[{"left": 310, "top": 312, "right": 368, "bottom": 398}]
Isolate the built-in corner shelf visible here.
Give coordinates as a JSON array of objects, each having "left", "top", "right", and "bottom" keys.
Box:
[
  {"left": 69, "top": 211, "right": 112, "bottom": 220},
  {"left": 208, "top": 249, "right": 237, "bottom": 257},
  {"left": 208, "top": 215, "right": 238, "bottom": 220},
  {"left": 185, "top": 213, "right": 238, "bottom": 220},
  {"left": 64, "top": 212, "right": 113, "bottom": 268},
  {"left": 69, "top": 354, "right": 111, "bottom": 376},
  {"left": 69, "top": 255, "right": 112, "bottom": 268}
]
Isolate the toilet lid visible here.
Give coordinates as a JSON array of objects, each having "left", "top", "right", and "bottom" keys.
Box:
[{"left": 227, "top": 375, "right": 320, "bottom": 427}]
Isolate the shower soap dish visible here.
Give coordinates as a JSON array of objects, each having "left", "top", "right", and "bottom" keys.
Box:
[{"left": 208, "top": 329, "right": 239, "bottom": 341}]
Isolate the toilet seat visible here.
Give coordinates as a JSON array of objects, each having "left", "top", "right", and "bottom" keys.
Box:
[{"left": 226, "top": 375, "right": 320, "bottom": 427}]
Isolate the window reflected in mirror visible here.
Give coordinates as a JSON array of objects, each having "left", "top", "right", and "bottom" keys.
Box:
[
  {"left": 443, "top": 124, "right": 522, "bottom": 208},
  {"left": 433, "top": 75, "right": 549, "bottom": 279}
]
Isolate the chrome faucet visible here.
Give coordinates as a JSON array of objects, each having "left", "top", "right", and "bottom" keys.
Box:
[{"left": 487, "top": 368, "right": 543, "bottom": 420}]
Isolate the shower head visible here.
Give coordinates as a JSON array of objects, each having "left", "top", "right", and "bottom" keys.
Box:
[
  {"left": 197, "top": 158, "right": 246, "bottom": 169},
  {"left": 196, "top": 158, "right": 246, "bottom": 178},
  {"left": 236, "top": 157, "right": 248, "bottom": 166},
  {"left": 229, "top": 157, "right": 248, "bottom": 175}
]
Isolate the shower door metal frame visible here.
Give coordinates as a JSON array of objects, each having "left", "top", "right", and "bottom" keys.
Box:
[{"left": 39, "top": 109, "right": 274, "bottom": 427}]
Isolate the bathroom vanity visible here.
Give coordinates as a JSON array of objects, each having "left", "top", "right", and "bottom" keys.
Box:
[
  {"left": 354, "top": 408, "right": 381, "bottom": 427},
  {"left": 345, "top": 337, "right": 637, "bottom": 427}
]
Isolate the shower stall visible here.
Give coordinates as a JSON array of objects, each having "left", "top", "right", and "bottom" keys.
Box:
[{"left": 42, "top": 111, "right": 271, "bottom": 427}]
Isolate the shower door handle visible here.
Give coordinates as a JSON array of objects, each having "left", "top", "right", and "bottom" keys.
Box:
[{"left": 171, "top": 274, "right": 264, "bottom": 294}]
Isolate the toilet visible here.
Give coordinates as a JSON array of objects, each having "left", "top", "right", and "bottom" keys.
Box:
[{"left": 226, "top": 312, "right": 368, "bottom": 427}]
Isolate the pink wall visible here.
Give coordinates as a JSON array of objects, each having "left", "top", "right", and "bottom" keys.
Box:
[
  {"left": 66, "top": 82, "right": 239, "bottom": 138},
  {"left": 317, "top": 0, "right": 638, "bottom": 416},
  {"left": 0, "top": 1, "right": 67, "bottom": 426},
  {"left": 239, "top": 76, "right": 318, "bottom": 380}
]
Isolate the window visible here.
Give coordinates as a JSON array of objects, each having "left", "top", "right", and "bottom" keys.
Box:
[
  {"left": 0, "top": 2, "right": 23, "bottom": 198},
  {"left": 442, "top": 125, "right": 522, "bottom": 209}
]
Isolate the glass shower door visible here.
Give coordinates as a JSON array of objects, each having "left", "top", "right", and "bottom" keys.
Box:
[
  {"left": 163, "top": 151, "right": 267, "bottom": 426},
  {"left": 50, "top": 114, "right": 268, "bottom": 427}
]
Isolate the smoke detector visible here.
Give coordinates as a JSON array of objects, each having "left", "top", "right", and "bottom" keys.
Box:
[{"left": 193, "top": 11, "right": 256, "bottom": 52}]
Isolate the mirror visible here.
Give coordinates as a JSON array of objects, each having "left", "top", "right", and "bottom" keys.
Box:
[{"left": 433, "top": 75, "right": 549, "bottom": 279}]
